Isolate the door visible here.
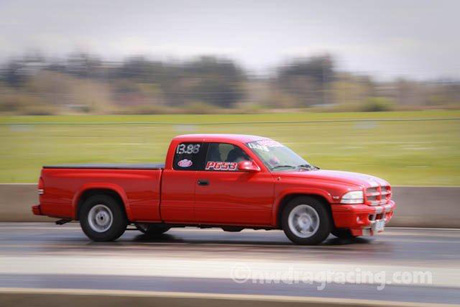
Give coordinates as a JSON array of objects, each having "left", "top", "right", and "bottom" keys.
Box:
[
  {"left": 160, "top": 141, "right": 207, "bottom": 223},
  {"left": 194, "top": 142, "right": 275, "bottom": 226}
]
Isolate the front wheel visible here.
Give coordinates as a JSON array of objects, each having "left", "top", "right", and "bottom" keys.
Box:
[
  {"left": 282, "top": 196, "right": 331, "bottom": 245},
  {"left": 79, "top": 195, "right": 127, "bottom": 242}
]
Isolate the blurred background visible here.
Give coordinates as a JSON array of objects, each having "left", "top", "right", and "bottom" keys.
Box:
[
  {"left": 1, "top": 0, "right": 460, "bottom": 116},
  {"left": 0, "top": 0, "right": 458, "bottom": 186},
  {"left": 1, "top": 1, "right": 460, "bottom": 306}
]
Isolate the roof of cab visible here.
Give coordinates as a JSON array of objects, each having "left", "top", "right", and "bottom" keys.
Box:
[{"left": 172, "top": 134, "right": 267, "bottom": 143}]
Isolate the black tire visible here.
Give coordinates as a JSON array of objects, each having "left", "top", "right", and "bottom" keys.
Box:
[
  {"left": 331, "top": 228, "right": 357, "bottom": 239},
  {"left": 79, "top": 194, "right": 127, "bottom": 242},
  {"left": 135, "top": 223, "right": 170, "bottom": 236},
  {"left": 281, "top": 196, "right": 331, "bottom": 245}
]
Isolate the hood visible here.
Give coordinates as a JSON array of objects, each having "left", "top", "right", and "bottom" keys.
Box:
[{"left": 279, "top": 169, "right": 390, "bottom": 189}]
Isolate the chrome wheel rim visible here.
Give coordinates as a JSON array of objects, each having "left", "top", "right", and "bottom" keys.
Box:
[
  {"left": 288, "top": 204, "right": 320, "bottom": 238},
  {"left": 88, "top": 204, "right": 113, "bottom": 233}
]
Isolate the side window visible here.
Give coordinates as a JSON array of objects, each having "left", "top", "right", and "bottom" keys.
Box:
[
  {"left": 173, "top": 142, "right": 207, "bottom": 170},
  {"left": 205, "top": 143, "right": 250, "bottom": 171}
]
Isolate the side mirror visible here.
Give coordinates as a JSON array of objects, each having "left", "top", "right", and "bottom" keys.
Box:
[{"left": 238, "top": 160, "right": 260, "bottom": 172}]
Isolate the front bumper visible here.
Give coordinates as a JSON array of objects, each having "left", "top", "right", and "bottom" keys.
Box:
[{"left": 331, "top": 200, "right": 395, "bottom": 236}]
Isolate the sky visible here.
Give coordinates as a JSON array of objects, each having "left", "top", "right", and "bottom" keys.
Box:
[{"left": 0, "top": 0, "right": 459, "bottom": 80}]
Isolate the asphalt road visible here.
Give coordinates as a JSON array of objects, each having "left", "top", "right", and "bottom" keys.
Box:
[{"left": 0, "top": 223, "right": 459, "bottom": 305}]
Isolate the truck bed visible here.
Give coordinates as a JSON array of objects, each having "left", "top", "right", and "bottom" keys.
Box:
[
  {"left": 39, "top": 164, "right": 164, "bottom": 221},
  {"left": 43, "top": 163, "right": 165, "bottom": 170}
]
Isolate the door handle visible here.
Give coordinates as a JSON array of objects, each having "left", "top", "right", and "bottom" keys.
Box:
[{"left": 197, "top": 179, "right": 209, "bottom": 186}]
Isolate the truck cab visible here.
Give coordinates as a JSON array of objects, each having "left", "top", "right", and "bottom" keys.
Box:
[{"left": 161, "top": 134, "right": 275, "bottom": 226}]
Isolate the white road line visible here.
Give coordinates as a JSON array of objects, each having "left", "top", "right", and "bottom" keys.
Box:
[{"left": 0, "top": 255, "right": 458, "bottom": 289}]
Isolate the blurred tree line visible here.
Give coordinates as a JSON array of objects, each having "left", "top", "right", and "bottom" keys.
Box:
[{"left": 0, "top": 52, "right": 458, "bottom": 115}]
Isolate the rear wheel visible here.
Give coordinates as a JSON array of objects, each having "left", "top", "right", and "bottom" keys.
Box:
[
  {"left": 80, "top": 195, "right": 127, "bottom": 242},
  {"left": 135, "top": 223, "right": 170, "bottom": 236},
  {"left": 282, "top": 196, "right": 331, "bottom": 245}
]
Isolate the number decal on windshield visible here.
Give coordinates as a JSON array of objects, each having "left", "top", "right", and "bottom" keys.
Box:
[{"left": 176, "top": 144, "right": 201, "bottom": 155}]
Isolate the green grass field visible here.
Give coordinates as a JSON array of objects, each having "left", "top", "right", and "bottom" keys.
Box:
[{"left": 1, "top": 111, "right": 459, "bottom": 185}]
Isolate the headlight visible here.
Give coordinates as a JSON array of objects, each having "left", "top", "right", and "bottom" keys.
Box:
[{"left": 341, "top": 191, "right": 364, "bottom": 204}]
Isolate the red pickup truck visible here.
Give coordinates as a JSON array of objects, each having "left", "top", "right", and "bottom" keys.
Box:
[{"left": 32, "top": 134, "right": 395, "bottom": 245}]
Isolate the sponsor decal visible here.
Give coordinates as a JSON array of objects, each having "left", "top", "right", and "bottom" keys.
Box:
[
  {"left": 206, "top": 161, "right": 238, "bottom": 171},
  {"left": 178, "top": 159, "right": 193, "bottom": 168}
]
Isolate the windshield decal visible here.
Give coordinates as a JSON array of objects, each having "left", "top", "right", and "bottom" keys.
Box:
[{"left": 248, "top": 140, "right": 283, "bottom": 152}]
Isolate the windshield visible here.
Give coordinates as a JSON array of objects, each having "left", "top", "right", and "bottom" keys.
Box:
[{"left": 246, "top": 139, "right": 314, "bottom": 171}]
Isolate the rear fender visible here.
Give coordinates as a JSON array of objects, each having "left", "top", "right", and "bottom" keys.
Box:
[{"left": 72, "top": 183, "right": 133, "bottom": 220}]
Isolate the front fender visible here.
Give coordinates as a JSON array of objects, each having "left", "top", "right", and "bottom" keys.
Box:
[{"left": 272, "top": 188, "right": 333, "bottom": 226}]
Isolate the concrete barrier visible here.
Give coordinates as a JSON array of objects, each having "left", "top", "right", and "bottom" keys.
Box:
[
  {"left": 0, "top": 184, "right": 48, "bottom": 222},
  {"left": 0, "top": 288, "right": 450, "bottom": 307},
  {"left": 0, "top": 184, "right": 459, "bottom": 227},
  {"left": 389, "top": 187, "right": 460, "bottom": 228}
]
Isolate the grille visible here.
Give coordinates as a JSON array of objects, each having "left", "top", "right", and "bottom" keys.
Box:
[{"left": 366, "top": 186, "right": 391, "bottom": 206}]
